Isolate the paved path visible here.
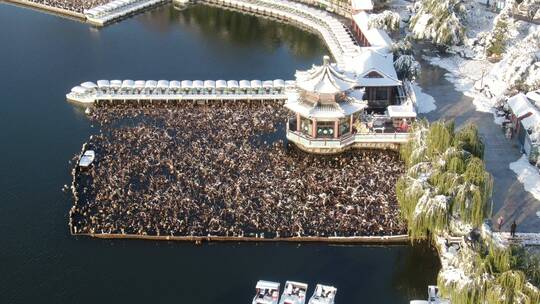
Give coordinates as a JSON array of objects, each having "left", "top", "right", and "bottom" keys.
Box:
[
  {"left": 494, "top": 232, "right": 540, "bottom": 247},
  {"left": 416, "top": 54, "right": 540, "bottom": 234}
]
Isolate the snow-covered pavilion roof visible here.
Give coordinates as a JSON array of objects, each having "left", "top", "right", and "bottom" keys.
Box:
[
  {"left": 343, "top": 49, "right": 401, "bottom": 87},
  {"left": 285, "top": 91, "right": 367, "bottom": 119},
  {"left": 296, "top": 56, "right": 358, "bottom": 94},
  {"left": 351, "top": 0, "right": 373, "bottom": 11}
]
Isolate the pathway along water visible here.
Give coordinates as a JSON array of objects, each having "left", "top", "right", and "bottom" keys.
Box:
[
  {"left": 0, "top": 3, "right": 440, "bottom": 303},
  {"left": 415, "top": 50, "right": 540, "bottom": 233}
]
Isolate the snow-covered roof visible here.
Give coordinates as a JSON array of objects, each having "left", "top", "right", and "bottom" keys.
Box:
[
  {"left": 344, "top": 49, "right": 401, "bottom": 87},
  {"left": 169, "top": 80, "right": 181, "bottom": 89},
  {"left": 255, "top": 281, "right": 280, "bottom": 290},
  {"left": 192, "top": 80, "right": 204, "bottom": 89},
  {"left": 134, "top": 80, "right": 145, "bottom": 88},
  {"left": 508, "top": 93, "right": 535, "bottom": 118},
  {"left": 110, "top": 80, "right": 122, "bottom": 87},
  {"left": 121, "top": 80, "right": 134, "bottom": 88},
  {"left": 285, "top": 92, "right": 367, "bottom": 119},
  {"left": 71, "top": 86, "right": 88, "bottom": 95},
  {"left": 296, "top": 56, "right": 358, "bottom": 94},
  {"left": 157, "top": 80, "right": 169, "bottom": 89},
  {"left": 352, "top": 12, "right": 393, "bottom": 49},
  {"left": 508, "top": 93, "right": 540, "bottom": 131},
  {"left": 388, "top": 104, "right": 417, "bottom": 118},
  {"left": 81, "top": 82, "right": 97, "bottom": 89},
  {"left": 351, "top": 0, "right": 373, "bottom": 11},
  {"left": 526, "top": 90, "right": 540, "bottom": 105},
  {"left": 97, "top": 80, "right": 109, "bottom": 88},
  {"left": 216, "top": 80, "right": 227, "bottom": 89}
]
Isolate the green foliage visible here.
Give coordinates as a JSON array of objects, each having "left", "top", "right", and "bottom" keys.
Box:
[
  {"left": 511, "top": 245, "right": 540, "bottom": 287},
  {"left": 397, "top": 120, "right": 492, "bottom": 238},
  {"left": 486, "top": 17, "right": 508, "bottom": 57},
  {"left": 454, "top": 124, "right": 485, "bottom": 159},
  {"left": 426, "top": 121, "right": 454, "bottom": 158},
  {"left": 438, "top": 242, "right": 540, "bottom": 304}
]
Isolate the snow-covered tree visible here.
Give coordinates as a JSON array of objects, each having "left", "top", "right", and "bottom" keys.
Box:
[
  {"left": 485, "top": 15, "right": 509, "bottom": 57},
  {"left": 392, "top": 39, "right": 413, "bottom": 55},
  {"left": 409, "top": 0, "right": 467, "bottom": 47},
  {"left": 392, "top": 39, "right": 421, "bottom": 80},
  {"left": 481, "top": 27, "right": 540, "bottom": 97},
  {"left": 368, "top": 10, "right": 401, "bottom": 32},
  {"left": 394, "top": 54, "right": 420, "bottom": 80}
]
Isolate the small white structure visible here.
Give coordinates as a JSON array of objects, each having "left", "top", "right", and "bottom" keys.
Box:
[
  {"left": 507, "top": 92, "right": 540, "bottom": 157},
  {"left": 279, "top": 281, "right": 308, "bottom": 304},
  {"left": 78, "top": 150, "right": 95, "bottom": 168},
  {"left": 253, "top": 280, "right": 280, "bottom": 304},
  {"left": 308, "top": 284, "right": 336, "bottom": 304}
]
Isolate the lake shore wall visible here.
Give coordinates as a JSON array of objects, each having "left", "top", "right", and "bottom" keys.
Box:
[{"left": 72, "top": 232, "right": 410, "bottom": 244}]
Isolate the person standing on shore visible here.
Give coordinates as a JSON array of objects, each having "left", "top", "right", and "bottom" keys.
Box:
[
  {"left": 497, "top": 215, "right": 504, "bottom": 231},
  {"left": 510, "top": 221, "right": 517, "bottom": 238}
]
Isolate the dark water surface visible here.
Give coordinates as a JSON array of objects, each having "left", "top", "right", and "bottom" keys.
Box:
[{"left": 0, "top": 3, "right": 439, "bottom": 303}]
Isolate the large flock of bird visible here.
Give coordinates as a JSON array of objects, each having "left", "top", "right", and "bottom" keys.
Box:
[
  {"left": 28, "top": 0, "right": 109, "bottom": 13},
  {"left": 69, "top": 102, "right": 406, "bottom": 238}
]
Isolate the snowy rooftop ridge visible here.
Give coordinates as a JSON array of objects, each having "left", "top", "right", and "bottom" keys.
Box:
[{"left": 296, "top": 56, "right": 358, "bottom": 94}]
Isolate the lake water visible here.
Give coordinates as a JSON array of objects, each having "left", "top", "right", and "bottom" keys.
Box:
[{"left": 0, "top": 3, "right": 440, "bottom": 303}]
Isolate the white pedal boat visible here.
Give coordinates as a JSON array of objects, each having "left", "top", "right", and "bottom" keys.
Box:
[
  {"left": 279, "top": 281, "right": 308, "bottom": 304},
  {"left": 78, "top": 150, "right": 95, "bottom": 168},
  {"left": 253, "top": 280, "right": 280, "bottom": 304},
  {"left": 308, "top": 284, "right": 336, "bottom": 304}
]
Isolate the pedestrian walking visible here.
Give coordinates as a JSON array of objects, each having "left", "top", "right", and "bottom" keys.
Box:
[
  {"left": 510, "top": 220, "right": 517, "bottom": 238},
  {"left": 497, "top": 215, "right": 504, "bottom": 231}
]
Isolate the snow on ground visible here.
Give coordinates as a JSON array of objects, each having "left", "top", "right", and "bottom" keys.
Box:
[
  {"left": 413, "top": 82, "right": 436, "bottom": 113},
  {"left": 510, "top": 155, "right": 540, "bottom": 201},
  {"left": 423, "top": 55, "right": 495, "bottom": 114},
  {"left": 494, "top": 232, "right": 540, "bottom": 246}
]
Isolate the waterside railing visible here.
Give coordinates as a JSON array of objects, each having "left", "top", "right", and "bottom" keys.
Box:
[{"left": 286, "top": 123, "right": 410, "bottom": 152}]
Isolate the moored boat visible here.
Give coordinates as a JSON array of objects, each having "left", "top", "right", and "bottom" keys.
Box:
[
  {"left": 279, "top": 281, "right": 308, "bottom": 304},
  {"left": 307, "top": 284, "right": 336, "bottom": 304},
  {"left": 253, "top": 280, "right": 280, "bottom": 304},
  {"left": 78, "top": 150, "right": 95, "bottom": 168}
]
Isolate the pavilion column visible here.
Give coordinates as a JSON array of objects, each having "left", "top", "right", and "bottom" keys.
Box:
[
  {"left": 312, "top": 120, "right": 317, "bottom": 138},
  {"left": 296, "top": 113, "right": 301, "bottom": 132},
  {"left": 350, "top": 115, "right": 353, "bottom": 133},
  {"left": 334, "top": 120, "right": 339, "bottom": 138}
]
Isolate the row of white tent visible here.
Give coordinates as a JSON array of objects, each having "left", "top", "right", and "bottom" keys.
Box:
[
  {"left": 213, "top": 0, "right": 361, "bottom": 63},
  {"left": 70, "top": 79, "right": 295, "bottom": 96},
  {"left": 84, "top": 0, "right": 164, "bottom": 20}
]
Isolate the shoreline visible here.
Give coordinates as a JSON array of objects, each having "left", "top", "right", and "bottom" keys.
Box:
[
  {"left": 72, "top": 232, "right": 410, "bottom": 244},
  {"left": 2, "top": 0, "right": 85, "bottom": 21}
]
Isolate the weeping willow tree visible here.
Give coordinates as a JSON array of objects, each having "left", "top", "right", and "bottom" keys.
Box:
[
  {"left": 397, "top": 120, "right": 491, "bottom": 239},
  {"left": 437, "top": 241, "right": 540, "bottom": 304},
  {"left": 398, "top": 121, "right": 540, "bottom": 303}
]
